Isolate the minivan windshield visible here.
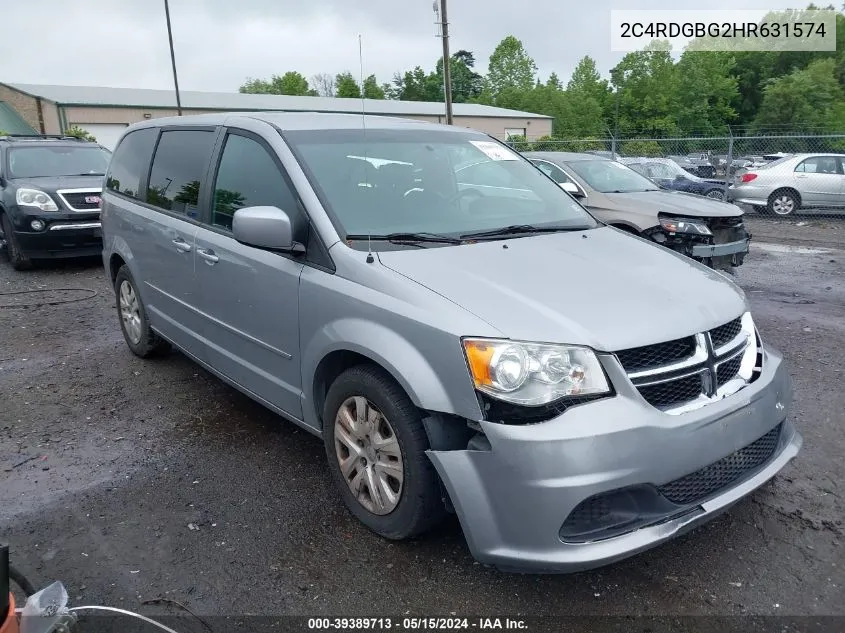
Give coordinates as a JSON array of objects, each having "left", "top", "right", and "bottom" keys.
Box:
[
  {"left": 284, "top": 129, "right": 598, "bottom": 241},
  {"left": 565, "top": 159, "right": 660, "bottom": 193},
  {"left": 8, "top": 145, "right": 111, "bottom": 178}
]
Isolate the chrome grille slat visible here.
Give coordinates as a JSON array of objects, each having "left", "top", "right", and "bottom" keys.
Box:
[
  {"left": 615, "top": 315, "right": 754, "bottom": 413},
  {"left": 57, "top": 188, "right": 102, "bottom": 212}
]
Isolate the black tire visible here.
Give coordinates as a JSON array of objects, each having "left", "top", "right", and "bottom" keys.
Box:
[
  {"left": 323, "top": 364, "right": 446, "bottom": 540},
  {"left": 767, "top": 189, "right": 799, "bottom": 216},
  {"left": 114, "top": 265, "right": 170, "bottom": 358},
  {"left": 1, "top": 213, "right": 32, "bottom": 270},
  {"left": 704, "top": 188, "right": 725, "bottom": 201}
]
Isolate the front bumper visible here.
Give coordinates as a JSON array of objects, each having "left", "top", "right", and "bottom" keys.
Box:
[
  {"left": 428, "top": 346, "right": 799, "bottom": 573},
  {"left": 691, "top": 238, "right": 750, "bottom": 258},
  {"left": 14, "top": 221, "right": 102, "bottom": 258}
]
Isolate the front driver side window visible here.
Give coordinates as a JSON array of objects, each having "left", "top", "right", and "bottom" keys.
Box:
[{"left": 212, "top": 133, "right": 302, "bottom": 232}]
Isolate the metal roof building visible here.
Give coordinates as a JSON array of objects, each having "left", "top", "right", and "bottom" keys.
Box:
[{"left": 0, "top": 82, "right": 552, "bottom": 150}]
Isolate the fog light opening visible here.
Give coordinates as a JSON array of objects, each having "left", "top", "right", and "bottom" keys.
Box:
[{"left": 30, "top": 219, "right": 46, "bottom": 231}]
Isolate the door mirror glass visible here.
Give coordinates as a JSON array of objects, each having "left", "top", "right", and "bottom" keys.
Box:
[
  {"left": 560, "top": 181, "right": 583, "bottom": 197},
  {"left": 232, "top": 206, "right": 297, "bottom": 251}
]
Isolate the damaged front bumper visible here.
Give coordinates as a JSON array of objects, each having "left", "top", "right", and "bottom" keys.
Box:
[
  {"left": 645, "top": 219, "right": 751, "bottom": 270},
  {"left": 427, "top": 346, "right": 800, "bottom": 573}
]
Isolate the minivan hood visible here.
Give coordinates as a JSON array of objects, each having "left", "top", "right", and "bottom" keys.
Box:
[
  {"left": 602, "top": 190, "right": 742, "bottom": 218},
  {"left": 377, "top": 227, "right": 746, "bottom": 352}
]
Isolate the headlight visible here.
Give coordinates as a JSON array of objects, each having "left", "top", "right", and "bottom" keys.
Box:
[
  {"left": 659, "top": 217, "right": 712, "bottom": 236},
  {"left": 16, "top": 188, "right": 59, "bottom": 212},
  {"left": 462, "top": 338, "right": 610, "bottom": 406}
]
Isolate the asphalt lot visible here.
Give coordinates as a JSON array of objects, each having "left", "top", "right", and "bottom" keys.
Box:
[{"left": 1, "top": 217, "right": 843, "bottom": 624}]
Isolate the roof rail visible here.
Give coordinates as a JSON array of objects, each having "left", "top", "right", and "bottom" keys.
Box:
[{"left": 0, "top": 134, "right": 89, "bottom": 141}]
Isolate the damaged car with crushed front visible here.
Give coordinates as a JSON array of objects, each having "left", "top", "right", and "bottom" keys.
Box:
[
  {"left": 524, "top": 151, "right": 751, "bottom": 272},
  {"left": 102, "top": 114, "right": 801, "bottom": 574}
]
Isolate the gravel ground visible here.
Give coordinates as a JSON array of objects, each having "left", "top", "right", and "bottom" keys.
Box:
[{"left": 1, "top": 223, "right": 843, "bottom": 626}]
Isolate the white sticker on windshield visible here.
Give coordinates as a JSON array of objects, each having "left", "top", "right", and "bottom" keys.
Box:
[{"left": 470, "top": 140, "right": 520, "bottom": 161}]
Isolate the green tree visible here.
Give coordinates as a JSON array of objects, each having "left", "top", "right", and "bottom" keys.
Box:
[
  {"left": 436, "top": 50, "right": 483, "bottom": 103},
  {"left": 610, "top": 42, "right": 680, "bottom": 137},
  {"left": 674, "top": 51, "right": 739, "bottom": 135},
  {"left": 64, "top": 125, "right": 96, "bottom": 142},
  {"left": 362, "top": 75, "right": 385, "bottom": 99},
  {"left": 393, "top": 66, "right": 441, "bottom": 101},
  {"left": 486, "top": 35, "right": 537, "bottom": 101},
  {"left": 335, "top": 72, "right": 362, "bottom": 98},
  {"left": 567, "top": 56, "right": 611, "bottom": 109},
  {"left": 753, "top": 58, "right": 845, "bottom": 132},
  {"left": 239, "top": 72, "right": 317, "bottom": 96}
]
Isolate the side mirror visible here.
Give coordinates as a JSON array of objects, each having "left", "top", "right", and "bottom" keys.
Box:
[
  {"left": 560, "top": 181, "right": 583, "bottom": 197},
  {"left": 232, "top": 206, "right": 304, "bottom": 253}
]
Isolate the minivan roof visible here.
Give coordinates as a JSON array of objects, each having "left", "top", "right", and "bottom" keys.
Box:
[{"left": 125, "top": 111, "right": 488, "bottom": 135}]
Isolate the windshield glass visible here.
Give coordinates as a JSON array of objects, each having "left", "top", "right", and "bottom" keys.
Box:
[
  {"left": 284, "top": 129, "right": 598, "bottom": 241},
  {"left": 8, "top": 145, "right": 111, "bottom": 178},
  {"left": 564, "top": 159, "right": 660, "bottom": 193}
]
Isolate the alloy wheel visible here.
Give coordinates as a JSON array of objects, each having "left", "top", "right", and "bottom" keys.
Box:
[
  {"left": 771, "top": 195, "right": 796, "bottom": 215},
  {"left": 119, "top": 280, "right": 142, "bottom": 344}
]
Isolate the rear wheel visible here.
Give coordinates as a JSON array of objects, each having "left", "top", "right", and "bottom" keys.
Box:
[
  {"left": 114, "top": 265, "right": 170, "bottom": 358},
  {"left": 323, "top": 364, "right": 446, "bottom": 539},
  {"left": 767, "top": 189, "right": 799, "bottom": 216},
  {"left": 1, "top": 213, "right": 32, "bottom": 270}
]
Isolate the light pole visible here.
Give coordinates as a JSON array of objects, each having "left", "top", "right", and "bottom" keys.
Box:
[
  {"left": 434, "top": 0, "right": 454, "bottom": 125},
  {"left": 164, "top": 0, "right": 183, "bottom": 116}
]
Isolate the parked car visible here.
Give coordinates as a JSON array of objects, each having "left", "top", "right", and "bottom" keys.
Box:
[
  {"left": 525, "top": 152, "right": 750, "bottom": 271},
  {"left": 101, "top": 113, "right": 800, "bottom": 573},
  {"left": 621, "top": 157, "right": 730, "bottom": 200},
  {"left": 731, "top": 153, "right": 845, "bottom": 215},
  {"left": 668, "top": 154, "right": 717, "bottom": 178},
  {"left": 0, "top": 134, "right": 111, "bottom": 270}
]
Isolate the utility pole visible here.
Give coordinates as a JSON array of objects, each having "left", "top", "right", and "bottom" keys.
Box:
[
  {"left": 164, "top": 0, "right": 183, "bottom": 116},
  {"left": 435, "top": 0, "right": 454, "bottom": 125}
]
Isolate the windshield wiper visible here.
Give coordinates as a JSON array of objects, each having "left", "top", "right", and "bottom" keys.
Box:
[
  {"left": 68, "top": 172, "right": 105, "bottom": 176},
  {"left": 346, "top": 232, "right": 462, "bottom": 245},
  {"left": 459, "top": 224, "right": 583, "bottom": 240}
]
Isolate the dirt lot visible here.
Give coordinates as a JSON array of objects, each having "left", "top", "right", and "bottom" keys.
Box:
[{"left": 1, "top": 220, "right": 843, "bottom": 627}]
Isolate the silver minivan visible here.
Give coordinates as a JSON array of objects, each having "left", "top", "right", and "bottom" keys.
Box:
[{"left": 101, "top": 113, "right": 801, "bottom": 573}]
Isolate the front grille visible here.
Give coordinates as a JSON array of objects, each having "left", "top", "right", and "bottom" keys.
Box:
[
  {"left": 717, "top": 355, "right": 743, "bottom": 386},
  {"left": 710, "top": 317, "right": 742, "bottom": 348},
  {"left": 615, "top": 336, "right": 696, "bottom": 373},
  {"left": 58, "top": 190, "right": 101, "bottom": 211},
  {"left": 637, "top": 373, "right": 704, "bottom": 409},
  {"left": 657, "top": 423, "right": 782, "bottom": 505},
  {"left": 708, "top": 217, "right": 747, "bottom": 244},
  {"left": 617, "top": 314, "right": 751, "bottom": 412}
]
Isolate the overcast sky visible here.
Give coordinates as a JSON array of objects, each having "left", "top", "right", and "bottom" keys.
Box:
[{"left": 2, "top": 0, "right": 811, "bottom": 93}]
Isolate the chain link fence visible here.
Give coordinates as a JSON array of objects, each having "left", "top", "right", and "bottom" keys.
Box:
[{"left": 504, "top": 134, "right": 845, "bottom": 229}]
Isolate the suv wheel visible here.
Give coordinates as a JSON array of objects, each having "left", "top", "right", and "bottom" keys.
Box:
[
  {"left": 114, "top": 265, "right": 170, "bottom": 357},
  {"left": 323, "top": 365, "right": 446, "bottom": 539},
  {"left": 1, "top": 213, "right": 32, "bottom": 270}
]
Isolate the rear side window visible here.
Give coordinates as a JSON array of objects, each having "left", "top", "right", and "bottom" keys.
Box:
[
  {"left": 105, "top": 128, "right": 158, "bottom": 199},
  {"left": 211, "top": 133, "right": 302, "bottom": 231},
  {"left": 146, "top": 130, "right": 216, "bottom": 218}
]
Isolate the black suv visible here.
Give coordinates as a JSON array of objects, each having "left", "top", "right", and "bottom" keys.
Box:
[{"left": 0, "top": 134, "right": 111, "bottom": 269}]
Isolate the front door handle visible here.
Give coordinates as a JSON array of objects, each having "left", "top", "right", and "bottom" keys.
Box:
[
  {"left": 172, "top": 237, "right": 192, "bottom": 253},
  {"left": 197, "top": 248, "right": 219, "bottom": 265}
]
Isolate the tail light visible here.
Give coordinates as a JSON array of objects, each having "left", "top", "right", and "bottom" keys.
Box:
[{"left": 740, "top": 173, "right": 758, "bottom": 183}]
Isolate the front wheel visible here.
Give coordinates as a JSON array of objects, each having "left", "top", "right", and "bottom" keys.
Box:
[
  {"left": 767, "top": 190, "right": 799, "bottom": 216},
  {"left": 704, "top": 188, "right": 725, "bottom": 201},
  {"left": 1, "top": 213, "right": 32, "bottom": 270},
  {"left": 323, "top": 365, "right": 446, "bottom": 540}
]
